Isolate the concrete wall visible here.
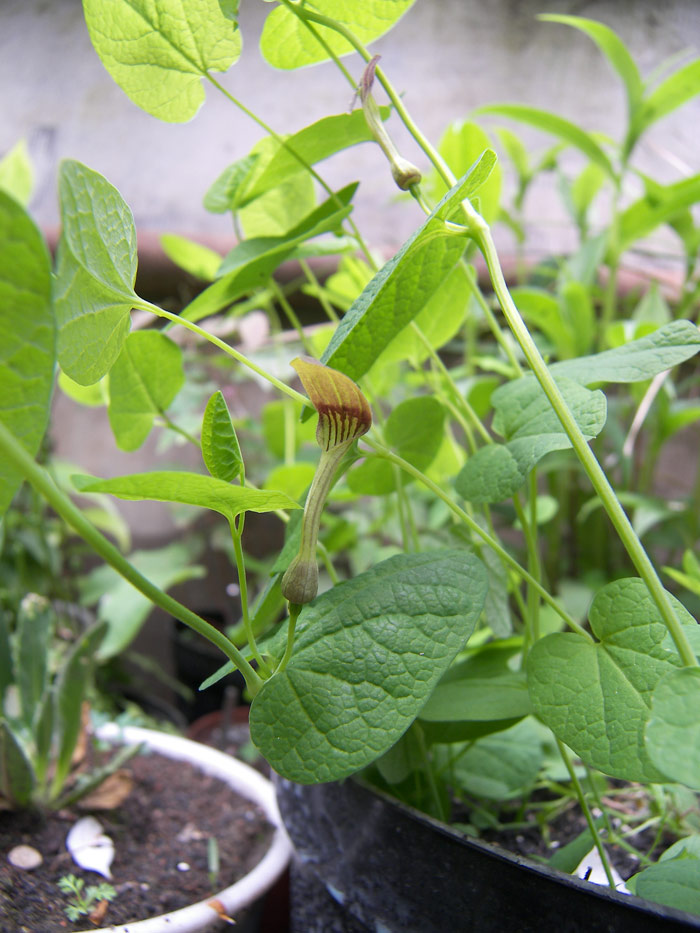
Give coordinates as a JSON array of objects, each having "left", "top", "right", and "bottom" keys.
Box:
[{"left": 2, "top": 0, "right": 699, "bottom": 267}]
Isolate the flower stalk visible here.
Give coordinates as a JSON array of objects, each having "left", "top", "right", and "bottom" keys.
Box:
[{"left": 359, "top": 56, "right": 421, "bottom": 191}]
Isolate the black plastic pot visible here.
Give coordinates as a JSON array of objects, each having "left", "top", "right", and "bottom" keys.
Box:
[{"left": 274, "top": 776, "right": 700, "bottom": 933}]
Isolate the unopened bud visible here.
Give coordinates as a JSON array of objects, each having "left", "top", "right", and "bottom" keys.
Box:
[{"left": 359, "top": 56, "right": 421, "bottom": 192}]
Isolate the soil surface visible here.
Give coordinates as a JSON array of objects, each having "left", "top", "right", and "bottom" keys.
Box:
[{"left": 0, "top": 746, "right": 274, "bottom": 932}]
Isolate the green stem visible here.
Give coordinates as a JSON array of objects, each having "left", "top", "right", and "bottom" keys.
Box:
[
  {"left": 299, "top": 258, "right": 340, "bottom": 324},
  {"left": 269, "top": 278, "right": 314, "bottom": 353},
  {"left": 136, "top": 299, "right": 307, "bottom": 406},
  {"left": 475, "top": 226, "right": 699, "bottom": 669},
  {"left": 277, "top": 601, "right": 301, "bottom": 673},
  {"left": 283, "top": 2, "right": 454, "bottom": 188},
  {"left": 557, "top": 740, "right": 617, "bottom": 890},
  {"left": 159, "top": 412, "right": 201, "bottom": 448},
  {"left": 0, "top": 420, "right": 263, "bottom": 695},
  {"left": 230, "top": 527, "right": 271, "bottom": 677},
  {"left": 513, "top": 485, "right": 541, "bottom": 648},
  {"left": 364, "top": 437, "right": 588, "bottom": 639}
]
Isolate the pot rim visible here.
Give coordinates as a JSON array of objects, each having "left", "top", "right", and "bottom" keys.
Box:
[
  {"left": 275, "top": 774, "right": 700, "bottom": 929},
  {"left": 73, "top": 724, "right": 292, "bottom": 933}
]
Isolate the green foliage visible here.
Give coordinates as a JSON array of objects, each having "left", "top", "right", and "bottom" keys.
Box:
[
  {"left": 82, "top": 0, "right": 242, "bottom": 121},
  {"left": 1, "top": 4, "right": 700, "bottom": 914},
  {"left": 58, "top": 874, "right": 117, "bottom": 922},
  {"left": 528, "top": 579, "right": 695, "bottom": 782},
  {"left": 250, "top": 550, "right": 488, "bottom": 782},
  {"left": 107, "top": 332, "right": 185, "bottom": 450},
  {"left": 0, "top": 140, "right": 34, "bottom": 206},
  {"left": 260, "top": 0, "right": 416, "bottom": 69},
  {"left": 0, "top": 193, "right": 54, "bottom": 520},
  {"left": 54, "top": 160, "right": 138, "bottom": 385},
  {"left": 321, "top": 152, "right": 497, "bottom": 381},
  {"left": 0, "top": 595, "right": 137, "bottom": 809},
  {"left": 72, "top": 471, "right": 301, "bottom": 524}
]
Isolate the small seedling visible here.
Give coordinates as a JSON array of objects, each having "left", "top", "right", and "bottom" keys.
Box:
[{"left": 57, "top": 873, "right": 117, "bottom": 923}]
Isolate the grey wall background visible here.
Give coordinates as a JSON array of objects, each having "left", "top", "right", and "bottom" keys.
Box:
[{"left": 2, "top": 0, "right": 699, "bottom": 269}]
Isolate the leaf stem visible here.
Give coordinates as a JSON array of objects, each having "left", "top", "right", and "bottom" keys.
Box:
[
  {"left": 136, "top": 299, "right": 308, "bottom": 406},
  {"left": 364, "top": 437, "right": 588, "bottom": 639},
  {"left": 0, "top": 420, "right": 264, "bottom": 695},
  {"left": 230, "top": 525, "right": 271, "bottom": 677},
  {"left": 556, "top": 740, "right": 617, "bottom": 890},
  {"left": 276, "top": 601, "right": 301, "bottom": 673},
  {"left": 475, "top": 226, "right": 699, "bottom": 668}
]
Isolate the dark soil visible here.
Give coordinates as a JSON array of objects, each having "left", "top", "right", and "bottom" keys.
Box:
[{"left": 0, "top": 745, "right": 275, "bottom": 932}]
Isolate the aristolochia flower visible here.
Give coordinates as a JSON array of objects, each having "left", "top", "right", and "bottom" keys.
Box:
[{"left": 281, "top": 357, "right": 372, "bottom": 605}]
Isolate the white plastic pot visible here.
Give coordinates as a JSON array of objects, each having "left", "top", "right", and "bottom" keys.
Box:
[{"left": 75, "top": 724, "right": 292, "bottom": 933}]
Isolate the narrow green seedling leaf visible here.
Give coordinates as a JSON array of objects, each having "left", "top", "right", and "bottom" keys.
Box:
[
  {"left": 83, "top": 0, "right": 242, "bottom": 121},
  {"left": 250, "top": 550, "right": 488, "bottom": 783},
  {"left": 160, "top": 234, "right": 223, "bottom": 282},
  {"left": 539, "top": 16, "right": 643, "bottom": 122},
  {"left": 634, "top": 58, "right": 700, "bottom": 143},
  {"left": 0, "top": 614, "right": 12, "bottom": 703},
  {"left": 476, "top": 104, "right": 615, "bottom": 179},
  {"left": 181, "top": 183, "right": 358, "bottom": 323},
  {"left": 528, "top": 578, "right": 695, "bottom": 782},
  {"left": 0, "top": 719, "right": 36, "bottom": 807},
  {"left": 16, "top": 595, "right": 54, "bottom": 728},
  {"left": 616, "top": 175, "right": 700, "bottom": 253},
  {"left": 72, "top": 471, "right": 301, "bottom": 525},
  {"left": 260, "top": 0, "right": 417, "bottom": 69},
  {"left": 242, "top": 109, "right": 391, "bottom": 204},
  {"left": 107, "top": 331, "right": 185, "bottom": 451},
  {"left": 0, "top": 191, "right": 54, "bottom": 519},
  {"left": 550, "top": 319, "right": 700, "bottom": 385},
  {"left": 321, "top": 155, "right": 498, "bottom": 381},
  {"left": 201, "top": 391, "right": 243, "bottom": 483},
  {"left": 511, "top": 288, "right": 576, "bottom": 359},
  {"left": 238, "top": 170, "right": 316, "bottom": 239},
  {"left": 429, "top": 121, "right": 502, "bottom": 222},
  {"left": 52, "top": 622, "right": 107, "bottom": 797},
  {"left": 55, "top": 161, "right": 138, "bottom": 385},
  {"left": 646, "top": 668, "right": 700, "bottom": 790},
  {"left": 0, "top": 139, "right": 34, "bottom": 206},
  {"left": 204, "top": 154, "right": 259, "bottom": 214}
]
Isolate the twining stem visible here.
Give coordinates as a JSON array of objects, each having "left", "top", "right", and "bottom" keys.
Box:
[
  {"left": 557, "top": 740, "right": 617, "bottom": 890},
  {"left": 364, "top": 437, "right": 588, "bottom": 639},
  {"left": 0, "top": 420, "right": 264, "bottom": 695},
  {"left": 136, "top": 299, "right": 308, "bottom": 407},
  {"left": 475, "top": 226, "right": 699, "bottom": 669}
]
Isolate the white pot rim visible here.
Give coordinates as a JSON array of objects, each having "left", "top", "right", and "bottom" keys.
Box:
[{"left": 74, "top": 723, "right": 292, "bottom": 933}]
